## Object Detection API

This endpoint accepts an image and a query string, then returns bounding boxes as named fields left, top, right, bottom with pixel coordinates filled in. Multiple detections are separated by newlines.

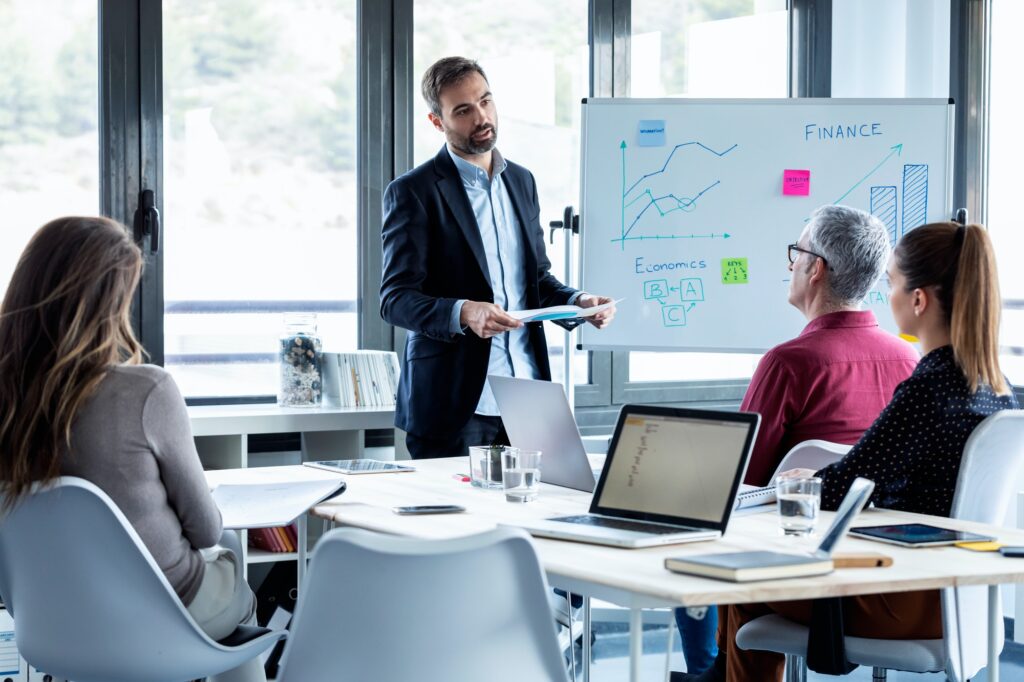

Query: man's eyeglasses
left=787, top=243, right=828, bottom=267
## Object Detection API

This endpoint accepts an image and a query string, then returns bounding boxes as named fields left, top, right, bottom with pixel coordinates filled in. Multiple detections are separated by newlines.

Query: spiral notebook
left=735, top=483, right=776, bottom=510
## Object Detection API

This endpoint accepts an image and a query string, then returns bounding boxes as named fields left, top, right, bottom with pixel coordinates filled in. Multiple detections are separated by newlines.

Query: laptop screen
left=591, top=406, right=759, bottom=530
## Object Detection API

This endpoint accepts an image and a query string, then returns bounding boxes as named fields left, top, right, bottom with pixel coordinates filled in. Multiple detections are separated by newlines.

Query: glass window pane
left=0, top=1, right=99, bottom=298
left=162, top=0, right=358, bottom=398
left=831, top=0, right=950, bottom=98
left=412, top=1, right=590, bottom=385
left=631, top=0, right=787, bottom=98
left=627, top=0, right=787, bottom=382
left=990, top=0, right=1024, bottom=384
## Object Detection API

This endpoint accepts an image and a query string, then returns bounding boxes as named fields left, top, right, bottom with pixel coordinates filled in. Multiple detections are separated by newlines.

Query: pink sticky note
left=783, top=169, right=811, bottom=196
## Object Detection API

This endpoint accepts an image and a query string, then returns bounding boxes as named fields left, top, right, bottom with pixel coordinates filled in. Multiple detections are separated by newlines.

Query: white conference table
left=238, top=458, right=1024, bottom=682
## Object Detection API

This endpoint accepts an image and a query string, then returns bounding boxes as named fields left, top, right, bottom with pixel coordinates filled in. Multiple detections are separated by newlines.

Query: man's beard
left=449, top=123, right=498, bottom=155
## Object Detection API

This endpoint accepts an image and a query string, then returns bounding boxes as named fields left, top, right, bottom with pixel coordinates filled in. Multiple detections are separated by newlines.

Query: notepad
left=665, top=551, right=832, bottom=582
left=734, top=483, right=776, bottom=509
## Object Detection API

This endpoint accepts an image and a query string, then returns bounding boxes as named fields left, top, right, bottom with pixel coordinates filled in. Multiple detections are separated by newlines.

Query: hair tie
left=954, top=224, right=967, bottom=248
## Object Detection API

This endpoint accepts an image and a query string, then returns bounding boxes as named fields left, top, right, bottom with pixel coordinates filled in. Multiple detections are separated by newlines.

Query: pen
left=452, top=473, right=470, bottom=482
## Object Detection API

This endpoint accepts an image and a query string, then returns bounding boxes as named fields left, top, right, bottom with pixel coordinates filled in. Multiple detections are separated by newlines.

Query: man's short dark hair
left=421, top=57, right=488, bottom=117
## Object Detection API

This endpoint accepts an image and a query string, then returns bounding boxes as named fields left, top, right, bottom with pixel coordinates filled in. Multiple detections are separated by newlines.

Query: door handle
left=133, top=189, right=160, bottom=254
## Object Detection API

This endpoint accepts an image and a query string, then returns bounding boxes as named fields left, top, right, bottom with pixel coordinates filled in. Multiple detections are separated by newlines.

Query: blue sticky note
left=637, top=120, right=666, bottom=147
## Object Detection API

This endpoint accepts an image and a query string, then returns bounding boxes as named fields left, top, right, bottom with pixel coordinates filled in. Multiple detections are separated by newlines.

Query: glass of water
left=775, top=477, right=822, bottom=536
left=501, top=449, right=542, bottom=503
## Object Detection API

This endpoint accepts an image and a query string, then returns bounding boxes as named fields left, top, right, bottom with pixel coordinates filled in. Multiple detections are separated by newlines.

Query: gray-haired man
left=741, top=204, right=920, bottom=486
left=672, top=205, right=919, bottom=681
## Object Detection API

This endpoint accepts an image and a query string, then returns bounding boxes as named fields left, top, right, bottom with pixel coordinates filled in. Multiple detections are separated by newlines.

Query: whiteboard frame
left=577, top=97, right=956, bottom=353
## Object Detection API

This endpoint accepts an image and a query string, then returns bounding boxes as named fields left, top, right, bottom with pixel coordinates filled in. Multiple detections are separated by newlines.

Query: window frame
left=103, top=0, right=1011, bottom=415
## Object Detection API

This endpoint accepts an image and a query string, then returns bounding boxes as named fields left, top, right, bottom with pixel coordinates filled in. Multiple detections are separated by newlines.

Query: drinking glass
left=469, top=445, right=515, bottom=490
left=501, top=449, right=542, bottom=503
left=775, top=477, right=822, bottom=536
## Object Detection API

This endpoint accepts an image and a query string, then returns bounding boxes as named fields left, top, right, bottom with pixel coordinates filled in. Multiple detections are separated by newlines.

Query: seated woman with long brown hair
left=676, top=222, right=1019, bottom=682
left=0, top=217, right=264, bottom=682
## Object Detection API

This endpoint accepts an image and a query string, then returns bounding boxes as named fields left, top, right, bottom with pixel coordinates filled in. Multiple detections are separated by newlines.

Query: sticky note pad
left=721, top=258, right=749, bottom=284
left=955, top=541, right=1004, bottom=552
left=783, top=169, right=811, bottom=196
left=637, top=120, right=666, bottom=147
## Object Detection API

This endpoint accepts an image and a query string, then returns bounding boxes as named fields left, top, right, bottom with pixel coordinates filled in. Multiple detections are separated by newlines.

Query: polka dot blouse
left=816, top=345, right=1019, bottom=517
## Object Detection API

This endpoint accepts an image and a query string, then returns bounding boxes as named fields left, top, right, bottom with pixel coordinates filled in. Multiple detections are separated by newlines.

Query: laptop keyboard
left=550, top=515, right=699, bottom=535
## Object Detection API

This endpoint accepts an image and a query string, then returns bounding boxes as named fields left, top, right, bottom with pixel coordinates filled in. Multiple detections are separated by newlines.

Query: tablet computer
left=303, top=459, right=416, bottom=475
left=849, top=523, right=995, bottom=547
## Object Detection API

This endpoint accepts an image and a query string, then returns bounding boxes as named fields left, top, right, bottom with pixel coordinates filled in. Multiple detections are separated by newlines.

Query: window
left=0, top=1, right=98, bottom=299
left=162, top=0, right=358, bottom=398
left=989, top=0, right=1024, bottom=384
left=411, top=0, right=590, bottom=386
left=831, top=0, right=950, bottom=99
left=627, top=0, right=787, bottom=383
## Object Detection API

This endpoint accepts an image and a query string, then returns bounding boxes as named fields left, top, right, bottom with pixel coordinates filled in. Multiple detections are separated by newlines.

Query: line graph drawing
left=901, top=164, right=928, bottom=234
left=614, top=232, right=730, bottom=243
left=615, top=139, right=737, bottom=248
left=623, top=140, right=738, bottom=197
left=621, top=181, right=721, bottom=236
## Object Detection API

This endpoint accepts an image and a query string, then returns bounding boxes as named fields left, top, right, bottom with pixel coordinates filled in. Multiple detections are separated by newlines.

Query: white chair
left=276, top=526, right=568, bottom=682
left=0, top=476, right=285, bottom=682
left=736, top=409, right=1024, bottom=682
left=771, top=439, right=852, bottom=478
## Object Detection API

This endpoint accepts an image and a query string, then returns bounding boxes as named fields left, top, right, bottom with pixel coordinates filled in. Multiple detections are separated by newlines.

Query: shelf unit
left=191, top=404, right=395, bottom=583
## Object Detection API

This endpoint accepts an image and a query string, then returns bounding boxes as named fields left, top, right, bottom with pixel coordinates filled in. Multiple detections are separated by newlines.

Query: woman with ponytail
left=0, top=218, right=265, bottom=682
left=678, top=223, right=1018, bottom=682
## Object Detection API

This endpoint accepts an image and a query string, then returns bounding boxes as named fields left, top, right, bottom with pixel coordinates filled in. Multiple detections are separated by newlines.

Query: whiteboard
left=578, top=98, right=954, bottom=352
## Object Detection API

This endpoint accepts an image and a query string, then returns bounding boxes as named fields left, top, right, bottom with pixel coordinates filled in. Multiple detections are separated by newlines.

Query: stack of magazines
left=322, top=350, right=400, bottom=407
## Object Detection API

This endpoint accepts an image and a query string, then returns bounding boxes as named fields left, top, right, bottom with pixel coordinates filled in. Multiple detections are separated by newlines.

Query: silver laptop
left=509, top=404, right=761, bottom=549
left=490, top=375, right=598, bottom=493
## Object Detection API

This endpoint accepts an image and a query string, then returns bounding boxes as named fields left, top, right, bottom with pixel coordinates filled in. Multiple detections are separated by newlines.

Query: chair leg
left=784, top=654, right=806, bottom=682
left=872, top=667, right=887, bottom=681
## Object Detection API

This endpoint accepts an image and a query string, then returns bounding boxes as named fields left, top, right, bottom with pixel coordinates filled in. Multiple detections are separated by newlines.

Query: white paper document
left=509, top=298, right=622, bottom=323
left=212, top=478, right=346, bottom=529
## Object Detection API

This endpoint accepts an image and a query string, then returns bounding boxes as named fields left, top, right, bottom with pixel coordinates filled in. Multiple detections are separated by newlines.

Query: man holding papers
left=380, top=56, right=615, bottom=459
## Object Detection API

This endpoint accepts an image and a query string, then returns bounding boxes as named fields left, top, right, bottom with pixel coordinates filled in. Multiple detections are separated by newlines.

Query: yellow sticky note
left=899, top=333, right=919, bottom=343
left=955, top=541, right=1004, bottom=552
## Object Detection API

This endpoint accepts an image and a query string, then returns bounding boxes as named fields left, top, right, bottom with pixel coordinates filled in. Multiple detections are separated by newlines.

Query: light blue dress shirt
left=444, top=145, right=544, bottom=416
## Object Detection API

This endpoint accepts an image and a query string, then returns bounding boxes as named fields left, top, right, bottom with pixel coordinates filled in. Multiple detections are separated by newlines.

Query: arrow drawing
left=832, top=143, right=903, bottom=205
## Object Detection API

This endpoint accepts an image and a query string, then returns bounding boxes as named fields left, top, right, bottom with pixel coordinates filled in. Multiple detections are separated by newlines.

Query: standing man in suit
left=380, top=56, right=616, bottom=459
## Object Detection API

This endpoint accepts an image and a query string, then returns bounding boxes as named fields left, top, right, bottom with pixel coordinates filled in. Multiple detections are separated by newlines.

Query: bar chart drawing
left=870, top=186, right=898, bottom=244
left=901, top=164, right=929, bottom=235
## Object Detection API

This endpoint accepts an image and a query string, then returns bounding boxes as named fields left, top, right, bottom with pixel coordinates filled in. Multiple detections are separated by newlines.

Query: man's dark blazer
left=380, top=145, right=576, bottom=440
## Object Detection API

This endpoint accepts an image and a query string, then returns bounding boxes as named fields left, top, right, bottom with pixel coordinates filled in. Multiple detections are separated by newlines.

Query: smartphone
left=392, top=505, right=466, bottom=515
left=999, top=546, right=1024, bottom=558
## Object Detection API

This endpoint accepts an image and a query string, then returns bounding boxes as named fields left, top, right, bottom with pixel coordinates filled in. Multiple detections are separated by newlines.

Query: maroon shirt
left=740, top=310, right=919, bottom=486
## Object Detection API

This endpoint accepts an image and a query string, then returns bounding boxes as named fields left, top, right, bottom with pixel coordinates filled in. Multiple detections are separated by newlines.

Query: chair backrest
left=943, top=410, right=1024, bottom=681
left=277, top=526, right=568, bottom=682
left=772, top=439, right=851, bottom=479
left=0, top=477, right=242, bottom=682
